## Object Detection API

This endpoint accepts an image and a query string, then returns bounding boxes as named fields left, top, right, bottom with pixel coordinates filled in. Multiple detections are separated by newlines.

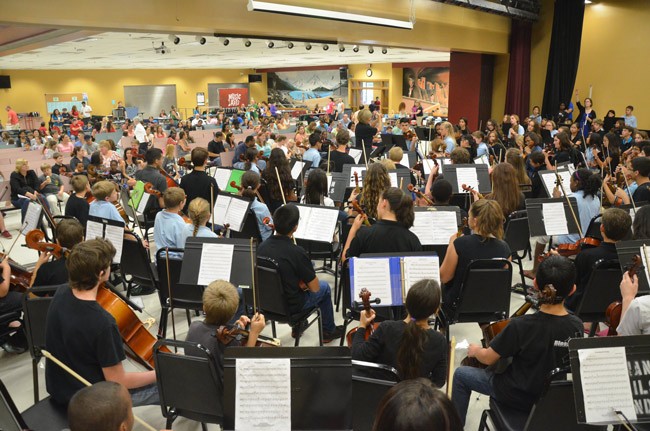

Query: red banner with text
left=218, top=88, right=249, bottom=108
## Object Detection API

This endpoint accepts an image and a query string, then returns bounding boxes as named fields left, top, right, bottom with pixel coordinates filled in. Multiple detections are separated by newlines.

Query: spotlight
left=352, top=45, right=359, bottom=53
left=243, top=39, right=252, bottom=47
left=338, top=44, right=345, bottom=52
left=168, top=35, right=180, bottom=45
left=368, top=46, right=374, bottom=54
left=305, top=42, right=312, bottom=50
left=219, top=37, right=230, bottom=46
left=287, top=41, right=294, bottom=49
left=323, top=44, right=329, bottom=51
left=267, top=40, right=275, bottom=48
left=195, top=36, right=206, bottom=45
left=381, top=47, right=388, bottom=54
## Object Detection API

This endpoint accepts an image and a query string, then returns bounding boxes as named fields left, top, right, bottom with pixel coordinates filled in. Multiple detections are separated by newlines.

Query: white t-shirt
left=134, top=123, right=147, bottom=143
left=617, top=296, right=650, bottom=336
left=82, top=105, right=93, bottom=118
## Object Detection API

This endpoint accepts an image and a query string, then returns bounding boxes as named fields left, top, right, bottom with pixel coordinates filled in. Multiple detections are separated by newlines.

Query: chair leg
left=201, top=423, right=208, bottom=431
left=32, top=359, right=39, bottom=404
left=317, top=310, right=323, bottom=347
left=158, top=307, right=168, bottom=339
left=478, top=409, right=490, bottom=431
left=271, top=321, right=277, bottom=338
left=186, top=309, right=192, bottom=327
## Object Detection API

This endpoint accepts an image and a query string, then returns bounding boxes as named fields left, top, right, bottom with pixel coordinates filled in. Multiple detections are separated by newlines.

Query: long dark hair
left=381, top=187, right=415, bottom=228
left=262, top=148, right=294, bottom=201
left=633, top=205, right=650, bottom=240
left=396, top=279, right=441, bottom=380
left=241, top=170, right=260, bottom=200
left=572, top=168, right=601, bottom=199
left=304, top=168, right=328, bottom=205
left=604, top=132, right=621, bottom=157
left=243, top=147, right=258, bottom=171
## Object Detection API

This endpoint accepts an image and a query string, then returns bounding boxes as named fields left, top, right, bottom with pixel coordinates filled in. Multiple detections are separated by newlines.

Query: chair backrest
left=155, top=248, right=203, bottom=308
left=154, top=339, right=223, bottom=425
left=120, top=234, right=157, bottom=283
left=504, top=210, right=530, bottom=253
left=351, top=369, right=396, bottom=431
left=584, top=214, right=603, bottom=242
left=576, top=259, right=623, bottom=323
left=256, top=256, right=292, bottom=317
left=229, top=210, right=262, bottom=243
left=453, top=258, right=513, bottom=324
left=0, top=379, right=28, bottom=431
left=22, top=285, right=61, bottom=360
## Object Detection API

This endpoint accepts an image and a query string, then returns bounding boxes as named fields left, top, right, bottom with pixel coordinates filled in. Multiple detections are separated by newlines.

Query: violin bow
left=1, top=222, right=27, bottom=263
left=210, top=183, right=215, bottom=233
left=165, top=247, right=177, bottom=343
left=621, top=165, right=637, bottom=215
left=250, top=237, right=257, bottom=314
left=275, top=166, right=296, bottom=245
left=554, top=163, right=583, bottom=238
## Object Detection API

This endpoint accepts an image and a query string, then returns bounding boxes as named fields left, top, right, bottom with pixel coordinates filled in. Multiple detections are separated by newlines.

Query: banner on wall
left=218, top=88, right=249, bottom=108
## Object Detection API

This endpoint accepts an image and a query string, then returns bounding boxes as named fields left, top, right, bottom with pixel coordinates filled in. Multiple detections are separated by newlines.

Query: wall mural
left=267, top=69, right=348, bottom=110
left=402, top=66, right=449, bottom=116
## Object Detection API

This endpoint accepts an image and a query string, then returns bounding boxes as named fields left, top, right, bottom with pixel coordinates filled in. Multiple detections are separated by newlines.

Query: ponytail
left=187, top=197, right=211, bottom=237
left=382, top=187, right=415, bottom=228
left=241, top=170, right=261, bottom=201
left=574, top=168, right=601, bottom=199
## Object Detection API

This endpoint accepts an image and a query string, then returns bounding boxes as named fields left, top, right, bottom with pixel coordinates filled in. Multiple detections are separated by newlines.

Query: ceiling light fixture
left=338, top=44, right=345, bottom=52
left=584, top=0, right=592, bottom=3
left=287, top=41, right=294, bottom=49
left=323, top=44, right=329, bottom=51
left=352, top=45, right=359, bottom=53
left=267, top=40, right=275, bottom=48
left=366, top=65, right=373, bottom=77
left=219, top=37, right=230, bottom=46
left=168, top=35, right=180, bottom=45
left=381, top=47, right=388, bottom=54
left=305, top=42, right=312, bottom=50
left=195, top=36, right=207, bottom=45
left=247, top=0, right=413, bottom=29
left=243, top=39, right=252, bottom=47
left=368, top=46, right=374, bottom=54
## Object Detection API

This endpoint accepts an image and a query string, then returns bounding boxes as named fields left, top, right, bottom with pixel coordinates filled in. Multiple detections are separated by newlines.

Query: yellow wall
left=347, top=63, right=399, bottom=111
left=0, top=68, right=264, bottom=116
left=575, top=0, right=648, bottom=129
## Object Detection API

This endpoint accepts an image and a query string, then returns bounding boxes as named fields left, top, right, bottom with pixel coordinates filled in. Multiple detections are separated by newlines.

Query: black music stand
left=328, top=172, right=347, bottom=203
left=223, top=347, right=353, bottom=431
left=569, top=335, right=650, bottom=425
left=616, top=240, right=650, bottom=294
left=440, top=164, right=491, bottom=194
left=524, top=197, right=580, bottom=237
left=392, top=135, right=407, bottom=151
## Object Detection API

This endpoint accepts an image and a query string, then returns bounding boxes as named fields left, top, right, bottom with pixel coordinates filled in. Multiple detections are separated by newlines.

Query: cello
left=345, top=288, right=381, bottom=346
left=605, top=254, right=642, bottom=336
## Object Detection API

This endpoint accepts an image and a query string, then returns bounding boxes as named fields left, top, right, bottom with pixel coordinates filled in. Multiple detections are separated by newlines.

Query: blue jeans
left=129, top=383, right=160, bottom=407
left=452, top=366, right=495, bottom=426
left=302, top=281, right=335, bottom=333
left=11, top=198, right=30, bottom=222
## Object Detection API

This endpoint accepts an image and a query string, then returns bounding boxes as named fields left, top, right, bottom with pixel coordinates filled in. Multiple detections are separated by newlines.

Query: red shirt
left=70, top=120, right=84, bottom=136
left=7, top=109, right=18, bottom=125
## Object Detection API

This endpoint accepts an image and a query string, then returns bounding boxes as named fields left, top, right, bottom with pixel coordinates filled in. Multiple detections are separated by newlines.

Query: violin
left=345, top=288, right=381, bottom=346
left=457, top=217, right=468, bottom=238
left=58, top=165, right=72, bottom=178
left=554, top=236, right=601, bottom=257
left=230, top=180, right=243, bottom=192
left=24, top=229, right=67, bottom=259
left=144, top=183, right=191, bottom=223
left=262, top=217, right=274, bottom=230
left=350, top=200, right=371, bottom=226
left=353, top=171, right=360, bottom=195
left=216, top=323, right=281, bottom=347
left=605, top=255, right=642, bottom=336
left=0, top=253, right=32, bottom=292
left=407, top=184, right=434, bottom=206
left=178, top=157, right=193, bottom=170
left=461, top=184, right=484, bottom=200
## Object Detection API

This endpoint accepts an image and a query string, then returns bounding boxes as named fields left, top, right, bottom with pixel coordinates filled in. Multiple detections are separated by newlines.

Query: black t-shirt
left=530, top=166, right=545, bottom=198
left=329, top=150, right=355, bottom=173
left=346, top=220, right=422, bottom=259
left=45, top=285, right=125, bottom=404
left=490, top=311, right=583, bottom=412
left=257, top=235, right=316, bottom=314
left=185, top=320, right=240, bottom=377
left=64, top=194, right=89, bottom=226
left=356, top=123, right=377, bottom=161
left=33, top=258, right=69, bottom=287
left=566, top=242, right=618, bottom=312
left=633, top=182, right=650, bottom=204
left=207, top=140, right=226, bottom=160
left=135, top=166, right=168, bottom=213
left=180, top=169, right=220, bottom=214
left=444, top=234, right=511, bottom=311
left=351, top=320, right=447, bottom=387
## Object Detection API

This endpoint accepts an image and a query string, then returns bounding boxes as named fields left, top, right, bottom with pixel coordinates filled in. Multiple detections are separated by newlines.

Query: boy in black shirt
left=452, top=256, right=583, bottom=425
left=179, top=147, right=219, bottom=214
left=328, top=130, right=355, bottom=173
left=207, top=131, right=226, bottom=165
left=31, top=218, right=84, bottom=287
left=257, top=204, right=343, bottom=343
left=64, top=174, right=90, bottom=227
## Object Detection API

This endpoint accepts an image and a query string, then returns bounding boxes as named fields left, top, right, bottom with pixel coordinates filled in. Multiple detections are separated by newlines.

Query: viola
left=216, top=323, right=281, bottom=347
left=554, top=237, right=601, bottom=257
left=456, top=217, right=468, bottom=238
left=230, top=180, right=243, bottom=192
left=0, top=253, right=32, bottom=292
left=606, top=255, right=642, bottom=336
left=345, top=288, right=381, bottom=346
left=461, top=184, right=484, bottom=200
left=353, top=171, right=360, bottom=195
left=350, top=200, right=371, bottom=226
left=262, top=217, right=274, bottom=230
left=24, top=229, right=67, bottom=259
left=407, top=184, right=434, bottom=206
left=144, top=182, right=162, bottom=198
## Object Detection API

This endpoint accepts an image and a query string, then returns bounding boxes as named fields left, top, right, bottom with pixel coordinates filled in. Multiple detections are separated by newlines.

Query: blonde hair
left=380, top=159, right=396, bottom=170
left=203, top=280, right=240, bottom=325
left=440, top=121, right=454, bottom=138
left=71, top=174, right=89, bottom=193
left=91, top=180, right=115, bottom=201
left=469, top=199, right=505, bottom=240
left=430, top=138, right=445, bottom=153
left=14, top=158, right=28, bottom=173
left=165, top=143, right=175, bottom=159
left=388, top=146, right=404, bottom=162
left=99, top=140, right=112, bottom=150
left=357, top=109, right=372, bottom=124
left=40, top=163, right=52, bottom=172
left=188, top=197, right=211, bottom=237
left=163, top=187, right=185, bottom=209
left=505, top=148, right=531, bottom=185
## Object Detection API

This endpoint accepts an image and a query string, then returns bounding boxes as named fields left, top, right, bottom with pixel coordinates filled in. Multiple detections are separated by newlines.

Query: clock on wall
left=366, top=68, right=373, bottom=77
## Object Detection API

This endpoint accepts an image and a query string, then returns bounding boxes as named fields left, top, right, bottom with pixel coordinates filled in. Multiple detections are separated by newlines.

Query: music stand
left=616, top=240, right=650, bottom=294
left=392, top=135, right=407, bottom=151
left=525, top=197, right=580, bottom=237
left=441, top=164, right=491, bottom=194
left=222, top=347, right=353, bottom=431
left=328, top=172, right=347, bottom=203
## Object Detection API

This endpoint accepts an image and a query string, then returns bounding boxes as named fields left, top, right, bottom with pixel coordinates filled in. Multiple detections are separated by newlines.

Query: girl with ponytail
left=185, top=197, right=217, bottom=239
left=240, top=171, right=273, bottom=241
left=351, top=279, right=447, bottom=386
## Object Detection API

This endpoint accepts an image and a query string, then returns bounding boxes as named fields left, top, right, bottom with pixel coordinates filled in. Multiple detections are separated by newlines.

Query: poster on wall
left=267, top=69, right=348, bottom=110
left=218, top=88, right=249, bottom=108
left=402, top=67, right=449, bottom=116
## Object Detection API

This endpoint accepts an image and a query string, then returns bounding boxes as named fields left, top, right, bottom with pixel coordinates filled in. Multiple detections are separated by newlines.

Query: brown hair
left=602, top=208, right=632, bottom=241
left=469, top=199, right=505, bottom=240
left=70, top=174, right=89, bottom=193
left=188, top=197, right=211, bottom=237
left=449, top=147, right=470, bottom=164
left=361, top=163, right=391, bottom=220
left=91, top=180, right=115, bottom=201
left=486, top=163, right=521, bottom=216
left=191, top=147, right=209, bottom=166
left=66, top=239, right=116, bottom=291
left=163, top=187, right=186, bottom=209
left=381, top=187, right=415, bottom=228
left=68, top=381, right=131, bottom=431
left=505, top=148, right=531, bottom=185
left=388, top=146, right=404, bottom=163
left=241, top=170, right=261, bottom=201
left=56, top=218, right=84, bottom=249
left=203, top=280, right=240, bottom=325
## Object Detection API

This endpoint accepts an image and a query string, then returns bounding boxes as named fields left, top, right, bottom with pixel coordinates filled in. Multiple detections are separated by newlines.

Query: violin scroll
left=25, top=229, right=66, bottom=259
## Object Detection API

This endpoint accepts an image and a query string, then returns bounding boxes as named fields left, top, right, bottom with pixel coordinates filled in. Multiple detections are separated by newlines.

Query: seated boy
left=31, top=218, right=84, bottom=287
left=65, top=174, right=90, bottom=226
left=153, top=187, right=188, bottom=250
left=39, top=162, right=69, bottom=216
left=88, top=180, right=123, bottom=223
left=185, top=280, right=265, bottom=373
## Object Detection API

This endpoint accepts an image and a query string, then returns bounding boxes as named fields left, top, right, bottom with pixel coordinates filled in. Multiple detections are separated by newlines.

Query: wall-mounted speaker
left=339, top=67, right=348, bottom=80
left=0, top=76, right=11, bottom=89
left=248, top=74, right=263, bottom=83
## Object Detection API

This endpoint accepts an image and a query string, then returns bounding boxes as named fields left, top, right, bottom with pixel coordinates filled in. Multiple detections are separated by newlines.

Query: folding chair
left=504, top=210, right=532, bottom=294
left=575, top=259, right=623, bottom=337
left=119, top=232, right=158, bottom=297
left=351, top=360, right=399, bottom=431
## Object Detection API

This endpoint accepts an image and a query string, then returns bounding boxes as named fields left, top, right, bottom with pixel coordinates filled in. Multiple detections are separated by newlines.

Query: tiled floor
left=0, top=208, right=532, bottom=431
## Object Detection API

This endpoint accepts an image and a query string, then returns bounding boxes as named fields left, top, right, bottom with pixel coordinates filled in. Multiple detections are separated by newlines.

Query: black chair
left=119, top=232, right=158, bottom=297
left=296, top=222, right=342, bottom=304
left=443, top=258, right=513, bottom=343
left=0, top=377, right=68, bottom=431
left=504, top=210, right=531, bottom=293
left=155, top=248, right=203, bottom=338
left=479, top=369, right=606, bottom=431
left=22, top=284, right=61, bottom=403
left=575, top=259, right=623, bottom=337
left=229, top=209, right=263, bottom=243
left=351, top=361, right=399, bottom=431
left=256, top=256, right=323, bottom=346
left=153, top=339, right=223, bottom=430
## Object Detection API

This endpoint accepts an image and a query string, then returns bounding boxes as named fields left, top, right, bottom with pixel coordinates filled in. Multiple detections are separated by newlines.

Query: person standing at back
left=180, top=147, right=219, bottom=215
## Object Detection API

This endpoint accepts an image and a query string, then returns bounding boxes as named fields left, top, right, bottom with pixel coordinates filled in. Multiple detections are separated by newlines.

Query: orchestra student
left=68, top=382, right=135, bottom=431
left=347, top=163, right=391, bottom=222
left=351, top=279, right=447, bottom=386
left=64, top=174, right=90, bottom=226
left=153, top=187, right=188, bottom=250
left=239, top=171, right=273, bottom=241
left=186, top=197, right=218, bottom=239
left=31, top=218, right=84, bottom=287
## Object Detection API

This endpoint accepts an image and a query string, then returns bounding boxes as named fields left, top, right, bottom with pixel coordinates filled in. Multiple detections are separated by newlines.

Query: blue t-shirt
left=444, top=136, right=456, bottom=154
left=154, top=210, right=190, bottom=250
left=303, top=148, right=321, bottom=169
left=250, top=198, right=273, bottom=241
left=184, top=224, right=219, bottom=239
left=88, top=200, right=123, bottom=223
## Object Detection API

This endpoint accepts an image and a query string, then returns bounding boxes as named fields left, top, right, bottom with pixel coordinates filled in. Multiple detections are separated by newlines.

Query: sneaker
left=322, top=325, right=345, bottom=344
left=1, top=231, right=11, bottom=239
left=1, top=341, right=26, bottom=354
left=130, top=285, right=156, bottom=296
left=291, top=319, right=308, bottom=338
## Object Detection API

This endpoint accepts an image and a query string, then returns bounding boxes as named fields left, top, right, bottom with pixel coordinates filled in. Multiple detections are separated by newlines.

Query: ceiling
left=0, top=31, right=449, bottom=70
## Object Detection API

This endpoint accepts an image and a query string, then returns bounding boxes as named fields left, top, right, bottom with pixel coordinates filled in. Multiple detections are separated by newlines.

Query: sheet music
left=352, top=258, right=393, bottom=305
left=197, top=242, right=234, bottom=285
left=400, top=153, right=410, bottom=168
left=474, top=155, right=489, bottom=165
left=542, top=202, right=569, bottom=235
left=348, top=148, right=362, bottom=164
left=456, top=167, right=479, bottom=194
left=349, top=167, right=366, bottom=187
left=290, top=161, right=305, bottom=180
left=235, top=358, right=291, bottom=431
left=389, top=172, right=398, bottom=188
left=327, top=174, right=332, bottom=193
left=410, top=210, right=457, bottom=245
left=224, top=198, right=249, bottom=232
left=293, top=206, right=338, bottom=243
left=641, top=246, right=650, bottom=286
left=23, top=202, right=42, bottom=233
left=578, top=347, right=636, bottom=424
left=213, top=194, right=231, bottom=226
left=136, top=192, right=150, bottom=214
left=441, top=158, right=453, bottom=165
left=403, top=256, right=440, bottom=294
left=85, top=219, right=124, bottom=264
left=422, top=158, right=436, bottom=176
left=541, top=170, right=574, bottom=197
left=214, top=168, right=231, bottom=191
